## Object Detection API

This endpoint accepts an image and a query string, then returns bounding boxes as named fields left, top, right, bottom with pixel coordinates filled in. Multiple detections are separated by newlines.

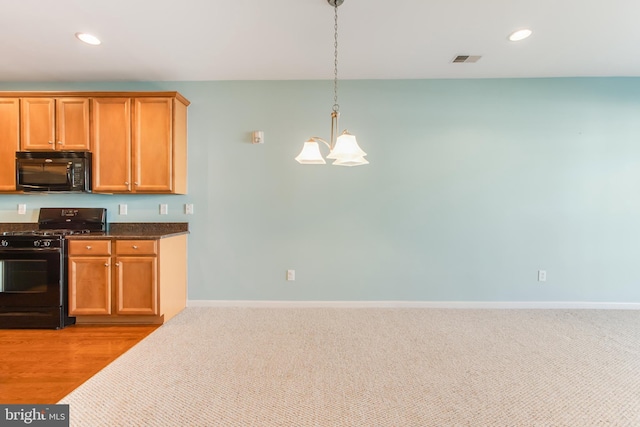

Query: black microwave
left=16, top=151, right=92, bottom=192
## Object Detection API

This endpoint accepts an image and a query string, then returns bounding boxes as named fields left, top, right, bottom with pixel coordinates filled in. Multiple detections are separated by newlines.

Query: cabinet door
left=56, top=98, right=90, bottom=150
left=69, top=256, right=112, bottom=315
left=21, top=98, right=55, bottom=150
left=133, top=98, right=173, bottom=192
left=0, top=99, right=20, bottom=191
left=115, top=256, right=158, bottom=315
left=92, top=98, right=132, bottom=192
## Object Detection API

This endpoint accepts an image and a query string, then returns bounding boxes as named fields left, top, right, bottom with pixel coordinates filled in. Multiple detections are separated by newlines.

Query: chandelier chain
left=332, top=1, right=339, bottom=113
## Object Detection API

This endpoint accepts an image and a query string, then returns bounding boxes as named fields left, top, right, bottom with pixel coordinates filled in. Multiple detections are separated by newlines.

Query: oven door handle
left=0, top=248, right=61, bottom=253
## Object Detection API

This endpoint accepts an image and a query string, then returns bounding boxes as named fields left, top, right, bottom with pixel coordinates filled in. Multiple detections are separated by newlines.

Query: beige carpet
left=59, top=307, right=640, bottom=426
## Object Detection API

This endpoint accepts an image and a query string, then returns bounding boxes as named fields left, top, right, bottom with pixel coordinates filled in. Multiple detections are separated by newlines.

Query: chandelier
left=295, top=0, right=368, bottom=167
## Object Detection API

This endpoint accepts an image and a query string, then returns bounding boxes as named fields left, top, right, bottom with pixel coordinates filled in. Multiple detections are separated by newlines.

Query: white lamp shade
left=332, top=155, right=369, bottom=167
left=295, top=140, right=326, bottom=164
left=327, top=132, right=367, bottom=160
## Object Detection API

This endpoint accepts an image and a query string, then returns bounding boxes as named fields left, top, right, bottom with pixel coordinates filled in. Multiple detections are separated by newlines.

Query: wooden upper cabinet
left=0, top=98, right=20, bottom=192
left=92, top=98, right=132, bottom=192
left=133, top=98, right=174, bottom=193
left=92, top=96, right=187, bottom=194
left=56, top=98, right=91, bottom=150
left=20, top=97, right=90, bottom=151
left=91, top=96, right=187, bottom=194
left=0, top=91, right=188, bottom=194
left=21, top=98, right=55, bottom=150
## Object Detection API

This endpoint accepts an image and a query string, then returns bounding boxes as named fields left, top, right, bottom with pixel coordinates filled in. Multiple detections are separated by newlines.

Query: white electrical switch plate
left=119, top=204, right=128, bottom=215
left=538, top=270, right=547, bottom=282
left=185, top=203, right=194, bottom=215
left=286, top=269, right=295, bottom=281
left=17, top=204, right=26, bottom=215
left=252, top=130, right=264, bottom=144
left=160, top=204, right=169, bottom=215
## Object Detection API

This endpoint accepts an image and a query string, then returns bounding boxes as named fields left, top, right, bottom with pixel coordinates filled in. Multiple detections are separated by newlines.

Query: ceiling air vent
left=452, top=55, right=482, bottom=63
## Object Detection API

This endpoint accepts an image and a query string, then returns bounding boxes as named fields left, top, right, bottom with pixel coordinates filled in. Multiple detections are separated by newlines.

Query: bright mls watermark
left=0, top=405, right=69, bottom=426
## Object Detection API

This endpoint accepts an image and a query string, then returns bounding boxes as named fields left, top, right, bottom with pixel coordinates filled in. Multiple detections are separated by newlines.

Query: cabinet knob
left=104, top=263, right=109, bottom=267
left=134, top=182, right=139, bottom=186
left=132, top=245, right=138, bottom=249
left=124, top=182, right=129, bottom=185
left=48, top=141, right=54, bottom=145
left=115, top=262, right=121, bottom=267
left=57, top=141, right=64, bottom=145
left=86, top=245, right=92, bottom=250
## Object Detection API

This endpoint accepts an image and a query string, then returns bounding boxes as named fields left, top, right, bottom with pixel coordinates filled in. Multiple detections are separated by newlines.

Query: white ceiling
left=1, top=0, right=640, bottom=82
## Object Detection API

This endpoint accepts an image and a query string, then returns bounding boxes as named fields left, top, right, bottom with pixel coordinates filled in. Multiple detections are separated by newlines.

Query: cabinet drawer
left=115, top=240, right=157, bottom=255
left=69, top=239, right=112, bottom=256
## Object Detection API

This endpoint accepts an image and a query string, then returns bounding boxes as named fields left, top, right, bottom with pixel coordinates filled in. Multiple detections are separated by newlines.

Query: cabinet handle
left=134, top=182, right=139, bottom=186
left=132, top=245, right=138, bottom=249
left=124, top=182, right=129, bottom=185
left=57, top=141, right=64, bottom=145
left=48, top=141, right=54, bottom=145
left=115, top=262, right=120, bottom=267
left=86, top=245, right=92, bottom=250
left=104, top=263, right=109, bottom=267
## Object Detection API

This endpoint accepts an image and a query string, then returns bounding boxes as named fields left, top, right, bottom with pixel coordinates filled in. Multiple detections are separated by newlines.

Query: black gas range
left=0, top=208, right=106, bottom=329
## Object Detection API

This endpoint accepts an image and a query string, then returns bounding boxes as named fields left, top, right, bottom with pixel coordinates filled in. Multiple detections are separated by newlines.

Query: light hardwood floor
left=0, top=325, right=157, bottom=404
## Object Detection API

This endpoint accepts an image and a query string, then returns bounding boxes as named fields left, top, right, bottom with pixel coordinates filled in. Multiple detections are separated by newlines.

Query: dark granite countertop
left=0, top=223, right=38, bottom=233
left=0, top=222, right=189, bottom=240
left=69, top=222, right=189, bottom=240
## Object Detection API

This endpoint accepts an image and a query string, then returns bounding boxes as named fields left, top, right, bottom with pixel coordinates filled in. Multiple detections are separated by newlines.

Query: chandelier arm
left=310, top=137, right=332, bottom=149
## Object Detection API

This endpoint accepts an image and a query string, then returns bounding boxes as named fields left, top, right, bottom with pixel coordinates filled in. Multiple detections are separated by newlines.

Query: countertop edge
left=65, top=231, right=189, bottom=240
left=0, top=222, right=189, bottom=240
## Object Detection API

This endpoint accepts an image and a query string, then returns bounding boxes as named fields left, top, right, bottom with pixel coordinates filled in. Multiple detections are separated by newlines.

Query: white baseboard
left=187, top=300, right=640, bottom=310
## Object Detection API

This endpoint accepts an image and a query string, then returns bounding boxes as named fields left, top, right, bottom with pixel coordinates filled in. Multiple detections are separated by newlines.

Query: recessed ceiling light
left=75, top=32, right=101, bottom=46
left=508, top=29, right=532, bottom=42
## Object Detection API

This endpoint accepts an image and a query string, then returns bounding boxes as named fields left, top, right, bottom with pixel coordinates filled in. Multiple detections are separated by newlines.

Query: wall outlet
left=538, top=270, right=547, bottom=282
left=17, top=204, right=26, bottom=215
left=119, top=204, right=128, bottom=215
left=160, top=204, right=168, bottom=215
left=286, top=269, right=295, bottom=281
left=185, top=203, right=194, bottom=215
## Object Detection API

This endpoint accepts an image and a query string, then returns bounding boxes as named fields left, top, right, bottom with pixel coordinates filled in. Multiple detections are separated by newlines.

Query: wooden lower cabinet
left=68, top=235, right=187, bottom=324
left=115, top=253, right=158, bottom=316
left=69, top=255, right=112, bottom=315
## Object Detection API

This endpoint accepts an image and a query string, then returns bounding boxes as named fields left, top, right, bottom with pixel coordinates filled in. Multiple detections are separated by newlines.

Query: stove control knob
left=42, top=240, right=51, bottom=247
left=0, top=240, right=8, bottom=247
left=34, top=240, right=41, bottom=247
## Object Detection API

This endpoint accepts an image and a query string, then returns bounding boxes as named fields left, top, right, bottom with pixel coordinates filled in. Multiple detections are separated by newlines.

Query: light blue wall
left=2, top=78, right=640, bottom=302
